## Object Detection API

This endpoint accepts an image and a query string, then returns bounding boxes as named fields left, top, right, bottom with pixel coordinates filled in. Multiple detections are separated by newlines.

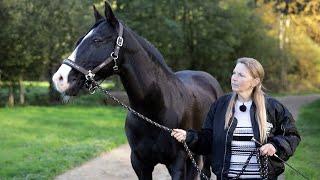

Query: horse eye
left=93, top=38, right=103, bottom=43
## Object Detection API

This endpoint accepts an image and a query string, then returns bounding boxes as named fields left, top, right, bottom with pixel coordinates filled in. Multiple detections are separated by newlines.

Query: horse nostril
left=59, top=76, right=63, bottom=81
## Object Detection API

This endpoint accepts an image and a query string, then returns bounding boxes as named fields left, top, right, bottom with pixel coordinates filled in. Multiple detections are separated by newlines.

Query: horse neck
left=118, top=28, right=176, bottom=110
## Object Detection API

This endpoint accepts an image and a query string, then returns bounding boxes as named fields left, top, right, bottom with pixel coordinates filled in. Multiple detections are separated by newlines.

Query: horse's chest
left=125, top=109, right=179, bottom=163
left=126, top=122, right=175, bottom=161
left=136, top=136, right=175, bottom=163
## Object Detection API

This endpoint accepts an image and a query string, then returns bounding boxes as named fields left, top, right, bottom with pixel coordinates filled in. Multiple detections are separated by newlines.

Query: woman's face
left=231, top=63, right=257, bottom=93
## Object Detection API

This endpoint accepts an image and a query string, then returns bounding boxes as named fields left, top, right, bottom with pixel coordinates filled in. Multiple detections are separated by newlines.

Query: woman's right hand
left=171, top=129, right=187, bottom=142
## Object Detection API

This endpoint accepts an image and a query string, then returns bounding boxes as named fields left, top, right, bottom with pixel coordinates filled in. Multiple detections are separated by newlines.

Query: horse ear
left=104, top=1, right=118, bottom=27
left=93, top=5, right=103, bottom=22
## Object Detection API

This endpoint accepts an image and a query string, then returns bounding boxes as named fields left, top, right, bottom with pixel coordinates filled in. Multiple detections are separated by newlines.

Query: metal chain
left=182, top=141, right=210, bottom=180
left=231, top=150, right=255, bottom=179
left=230, top=148, right=269, bottom=179
left=96, top=85, right=172, bottom=133
left=91, top=81, right=210, bottom=180
left=256, top=149, right=269, bottom=180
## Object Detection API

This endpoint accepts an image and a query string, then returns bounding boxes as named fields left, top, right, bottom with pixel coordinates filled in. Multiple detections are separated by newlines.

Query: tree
left=255, top=0, right=320, bottom=91
left=0, top=0, right=94, bottom=106
left=114, top=0, right=285, bottom=90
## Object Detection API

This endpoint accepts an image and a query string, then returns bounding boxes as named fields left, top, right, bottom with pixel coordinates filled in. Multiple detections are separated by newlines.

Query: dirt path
left=55, top=94, right=320, bottom=180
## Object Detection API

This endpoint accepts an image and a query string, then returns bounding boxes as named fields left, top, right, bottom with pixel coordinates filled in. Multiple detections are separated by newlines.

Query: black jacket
left=186, top=93, right=301, bottom=180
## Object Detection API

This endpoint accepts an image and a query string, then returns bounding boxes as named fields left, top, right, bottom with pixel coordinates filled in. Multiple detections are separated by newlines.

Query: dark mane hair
left=74, top=18, right=173, bottom=74
left=127, top=26, right=173, bottom=74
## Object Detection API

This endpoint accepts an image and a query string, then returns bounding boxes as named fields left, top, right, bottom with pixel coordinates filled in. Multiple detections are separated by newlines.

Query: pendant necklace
left=239, top=103, right=247, bottom=112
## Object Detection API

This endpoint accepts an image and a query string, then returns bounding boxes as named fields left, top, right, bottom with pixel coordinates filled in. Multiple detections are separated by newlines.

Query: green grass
left=22, top=81, right=50, bottom=88
left=1, top=81, right=114, bottom=89
left=285, top=99, right=320, bottom=180
left=0, top=106, right=127, bottom=180
left=0, top=81, right=115, bottom=107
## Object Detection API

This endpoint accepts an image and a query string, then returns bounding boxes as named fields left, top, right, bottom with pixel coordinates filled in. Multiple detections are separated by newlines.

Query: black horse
left=52, top=2, right=223, bottom=180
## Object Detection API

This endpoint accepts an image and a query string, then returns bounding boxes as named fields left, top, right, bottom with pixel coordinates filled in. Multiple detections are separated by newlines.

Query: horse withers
left=52, top=2, right=223, bottom=180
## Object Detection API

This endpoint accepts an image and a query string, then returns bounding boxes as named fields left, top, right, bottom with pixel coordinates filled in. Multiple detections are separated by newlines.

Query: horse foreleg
left=185, top=154, right=212, bottom=180
left=166, top=150, right=188, bottom=180
left=131, top=152, right=154, bottom=180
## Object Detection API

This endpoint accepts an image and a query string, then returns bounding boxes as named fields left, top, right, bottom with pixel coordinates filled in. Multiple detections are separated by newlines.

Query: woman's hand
left=171, top=129, right=187, bottom=142
left=260, top=143, right=277, bottom=156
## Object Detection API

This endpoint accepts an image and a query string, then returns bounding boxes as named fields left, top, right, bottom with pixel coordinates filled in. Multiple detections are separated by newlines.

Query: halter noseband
left=62, top=22, right=124, bottom=81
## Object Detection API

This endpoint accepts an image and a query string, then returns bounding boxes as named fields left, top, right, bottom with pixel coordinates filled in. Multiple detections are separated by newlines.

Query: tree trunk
left=182, top=1, right=195, bottom=70
left=19, top=76, right=25, bottom=105
left=279, top=14, right=288, bottom=91
left=8, top=82, right=14, bottom=107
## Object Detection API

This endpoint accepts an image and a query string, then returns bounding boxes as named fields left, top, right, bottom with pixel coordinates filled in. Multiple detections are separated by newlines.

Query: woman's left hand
left=260, top=143, right=277, bottom=156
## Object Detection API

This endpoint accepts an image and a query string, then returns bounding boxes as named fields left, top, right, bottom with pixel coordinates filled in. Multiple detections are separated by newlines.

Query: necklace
left=240, top=103, right=247, bottom=112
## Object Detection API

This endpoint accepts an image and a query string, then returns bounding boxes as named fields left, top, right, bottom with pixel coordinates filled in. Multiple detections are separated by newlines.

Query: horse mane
left=75, top=19, right=173, bottom=74
left=125, top=25, right=174, bottom=74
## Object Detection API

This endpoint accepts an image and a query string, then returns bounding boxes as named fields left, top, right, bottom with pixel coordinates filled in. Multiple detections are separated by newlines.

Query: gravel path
left=55, top=94, right=320, bottom=180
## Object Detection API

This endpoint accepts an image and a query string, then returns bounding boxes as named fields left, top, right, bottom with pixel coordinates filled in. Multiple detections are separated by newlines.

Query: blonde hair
left=225, top=57, right=267, bottom=143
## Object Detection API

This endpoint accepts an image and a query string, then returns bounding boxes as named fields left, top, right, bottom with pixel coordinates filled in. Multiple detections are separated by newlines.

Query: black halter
left=62, top=22, right=124, bottom=81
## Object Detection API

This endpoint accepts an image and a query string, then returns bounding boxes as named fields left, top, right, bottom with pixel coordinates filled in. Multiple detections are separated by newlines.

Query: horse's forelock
left=75, top=19, right=105, bottom=47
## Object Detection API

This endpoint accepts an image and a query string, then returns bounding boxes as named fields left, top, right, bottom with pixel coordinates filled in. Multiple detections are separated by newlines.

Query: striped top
left=228, top=99, right=261, bottom=179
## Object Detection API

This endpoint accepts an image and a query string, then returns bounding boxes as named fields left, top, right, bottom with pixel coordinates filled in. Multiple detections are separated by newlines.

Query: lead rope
left=85, top=80, right=309, bottom=180
left=87, top=80, right=210, bottom=180
left=256, top=149, right=269, bottom=180
left=230, top=147, right=268, bottom=179
left=88, top=80, right=269, bottom=180
left=252, top=137, right=310, bottom=180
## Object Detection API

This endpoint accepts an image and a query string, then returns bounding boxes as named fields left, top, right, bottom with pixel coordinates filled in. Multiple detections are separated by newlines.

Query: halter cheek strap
left=63, top=22, right=124, bottom=81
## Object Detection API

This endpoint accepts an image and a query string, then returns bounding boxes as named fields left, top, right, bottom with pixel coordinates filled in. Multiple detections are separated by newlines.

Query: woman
left=171, top=57, right=300, bottom=180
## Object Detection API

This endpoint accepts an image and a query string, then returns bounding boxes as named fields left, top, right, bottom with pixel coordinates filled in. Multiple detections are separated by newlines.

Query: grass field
left=1, top=80, right=319, bottom=179
left=0, top=81, right=115, bottom=107
left=1, top=81, right=114, bottom=89
left=0, top=106, right=127, bottom=179
left=285, top=99, right=320, bottom=180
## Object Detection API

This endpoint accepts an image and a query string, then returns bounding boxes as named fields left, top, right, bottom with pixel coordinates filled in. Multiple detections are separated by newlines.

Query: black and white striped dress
left=228, top=100, right=261, bottom=179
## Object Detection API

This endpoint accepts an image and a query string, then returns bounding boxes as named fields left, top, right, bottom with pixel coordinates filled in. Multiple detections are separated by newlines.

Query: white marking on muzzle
left=52, top=29, right=95, bottom=93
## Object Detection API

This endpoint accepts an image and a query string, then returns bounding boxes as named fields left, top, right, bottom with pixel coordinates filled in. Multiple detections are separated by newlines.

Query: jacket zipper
left=221, top=116, right=234, bottom=180
left=281, top=124, right=286, bottom=136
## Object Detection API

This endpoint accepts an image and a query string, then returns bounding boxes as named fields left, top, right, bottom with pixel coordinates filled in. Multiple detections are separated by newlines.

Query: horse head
left=52, top=2, right=124, bottom=96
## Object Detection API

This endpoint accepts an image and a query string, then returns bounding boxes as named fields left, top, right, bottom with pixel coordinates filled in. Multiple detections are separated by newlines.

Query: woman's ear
left=252, top=78, right=260, bottom=87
